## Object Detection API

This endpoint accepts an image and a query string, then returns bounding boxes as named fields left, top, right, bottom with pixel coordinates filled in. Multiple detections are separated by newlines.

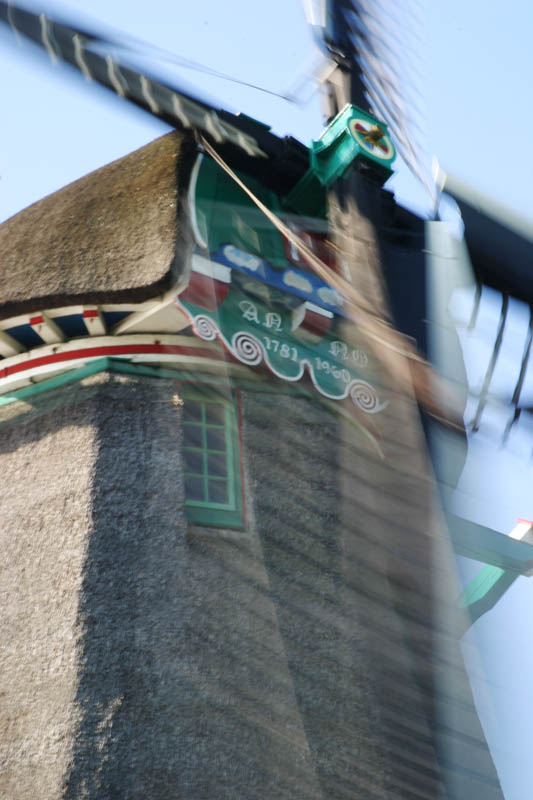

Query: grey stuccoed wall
left=0, top=373, right=325, bottom=799
left=0, top=369, right=502, bottom=799
left=241, top=383, right=504, bottom=799
left=241, top=391, right=392, bottom=798
left=0, top=382, right=97, bottom=800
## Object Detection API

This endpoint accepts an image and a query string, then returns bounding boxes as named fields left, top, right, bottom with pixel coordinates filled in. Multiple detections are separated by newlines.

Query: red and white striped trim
left=82, top=308, right=107, bottom=336
left=29, top=311, right=66, bottom=344
left=0, top=335, right=234, bottom=395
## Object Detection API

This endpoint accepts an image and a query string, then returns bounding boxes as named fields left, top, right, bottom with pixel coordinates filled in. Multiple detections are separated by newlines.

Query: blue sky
left=2, top=0, right=532, bottom=223
left=1, top=1, right=533, bottom=797
left=0, top=0, right=324, bottom=221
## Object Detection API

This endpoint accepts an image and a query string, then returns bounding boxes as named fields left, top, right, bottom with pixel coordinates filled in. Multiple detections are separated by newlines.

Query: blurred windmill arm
left=0, top=1, right=270, bottom=159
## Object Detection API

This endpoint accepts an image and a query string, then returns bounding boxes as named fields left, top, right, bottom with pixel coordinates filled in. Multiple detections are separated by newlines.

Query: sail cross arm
left=449, top=515, right=533, bottom=574
left=457, top=519, right=533, bottom=632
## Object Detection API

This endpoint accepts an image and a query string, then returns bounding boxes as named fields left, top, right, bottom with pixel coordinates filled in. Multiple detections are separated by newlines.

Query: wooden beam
left=459, top=520, right=533, bottom=632
left=82, top=308, right=107, bottom=337
left=29, top=311, right=66, bottom=344
left=0, top=330, right=25, bottom=357
left=449, top=514, right=533, bottom=573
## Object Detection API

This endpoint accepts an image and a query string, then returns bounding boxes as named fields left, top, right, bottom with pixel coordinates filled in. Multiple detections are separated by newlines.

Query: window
left=182, top=391, right=244, bottom=529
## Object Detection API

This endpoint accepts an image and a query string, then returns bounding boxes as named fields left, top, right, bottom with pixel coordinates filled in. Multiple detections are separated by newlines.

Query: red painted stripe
left=29, top=315, right=44, bottom=325
left=0, top=343, right=221, bottom=380
left=82, top=309, right=99, bottom=318
left=180, top=273, right=229, bottom=311
left=301, top=309, right=331, bottom=338
left=354, top=123, right=389, bottom=154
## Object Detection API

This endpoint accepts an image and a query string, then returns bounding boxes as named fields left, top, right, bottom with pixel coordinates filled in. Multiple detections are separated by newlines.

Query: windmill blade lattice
left=321, top=0, right=436, bottom=208
left=0, top=1, right=268, bottom=159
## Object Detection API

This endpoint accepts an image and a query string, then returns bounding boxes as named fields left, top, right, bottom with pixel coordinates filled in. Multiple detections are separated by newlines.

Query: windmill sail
left=315, top=0, right=436, bottom=207
left=0, top=1, right=269, bottom=159
left=0, top=4, right=513, bottom=799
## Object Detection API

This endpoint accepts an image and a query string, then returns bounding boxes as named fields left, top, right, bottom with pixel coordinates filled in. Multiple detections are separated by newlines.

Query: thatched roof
left=0, top=131, right=197, bottom=321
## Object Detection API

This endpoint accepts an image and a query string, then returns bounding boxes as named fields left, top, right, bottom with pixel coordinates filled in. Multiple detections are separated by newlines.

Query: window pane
left=182, top=402, right=203, bottom=422
left=184, top=449, right=204, bottom=474
left=206, top=427, right=226, bottom=451
left=181, top=393, right=242, bottom=528
left=185, top=476, right=205, bottom=502
left=183, top=424, right=203, bottom=448
left=208, top=480, right=228, bottom=505
left=207, top=451, right=227, bottom=477
left=204, top=403, right=226, bottom=425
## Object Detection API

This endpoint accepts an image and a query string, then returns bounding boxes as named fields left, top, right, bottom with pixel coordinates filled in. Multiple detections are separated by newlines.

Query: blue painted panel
left=211, top=244, right=347, bottom=317
left=5, top=324, right=43, bottom=349
left=101, top=311, right=131, bottom=328
left=53, top=314, right=88, bottom=339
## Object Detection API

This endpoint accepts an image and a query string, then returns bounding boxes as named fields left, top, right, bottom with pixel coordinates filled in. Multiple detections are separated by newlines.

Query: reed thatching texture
left=0, top=131, right=196, bottom=321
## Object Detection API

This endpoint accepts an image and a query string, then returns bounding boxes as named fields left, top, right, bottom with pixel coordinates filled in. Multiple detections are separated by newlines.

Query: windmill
left=0, top=0, right=469, bottom=425
left=0, top=3, right=511, bottom=799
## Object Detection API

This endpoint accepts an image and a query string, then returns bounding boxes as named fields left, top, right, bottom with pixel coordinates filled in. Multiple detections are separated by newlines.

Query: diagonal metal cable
left=201, top=135, right=466, bottom=434
left=75, top=24, right=296, bottom=101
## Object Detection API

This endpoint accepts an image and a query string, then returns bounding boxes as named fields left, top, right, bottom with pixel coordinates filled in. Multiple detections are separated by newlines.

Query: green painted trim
left=0, top=355, right=383, bottom=459
left=459, top=565, right=518, bottom=629
left=182, top=390, right=244, bottom=530
left=0, top=356, right=312, bottom=409
left=186, top=505, right=244, bottom=529
left=178, top=285, right=384, bottom=404
left=448, top=514, right=533, bottom=574
left=450, top=512, right=533, bottom=630
left=0, top=358, right=114, bottom=406
left=459, top=565, right=507, bottom=607
left=107, top=360, right=311, bottom=396
left=194, top=155, right=289, bottom=268
left=285, top=104, right=394, bottom=215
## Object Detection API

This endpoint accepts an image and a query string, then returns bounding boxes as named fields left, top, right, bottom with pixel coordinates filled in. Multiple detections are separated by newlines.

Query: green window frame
left=182, top=390, right=244, bottom=529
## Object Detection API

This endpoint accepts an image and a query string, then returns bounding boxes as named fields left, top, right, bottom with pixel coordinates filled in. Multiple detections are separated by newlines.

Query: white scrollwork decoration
left=349, top=380, right=388, bottom=414
left=193, top=315, right=218, bottom=341
left=231, top=332, right=263, bottom=365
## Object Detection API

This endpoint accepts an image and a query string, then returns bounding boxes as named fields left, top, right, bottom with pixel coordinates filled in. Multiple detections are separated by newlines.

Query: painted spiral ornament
left=232, top=332, right=263, bottom=365
left=349, top=380, right=388, bottom=414
left=193, top=315, right=218, bottom=341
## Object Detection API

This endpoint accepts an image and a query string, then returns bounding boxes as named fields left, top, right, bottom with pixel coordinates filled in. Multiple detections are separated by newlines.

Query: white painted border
left=177, top=301, right=388, bottom=415
left=188, top=153, right=208, bottom=249
left=192, top=253, right=232, bottom=283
